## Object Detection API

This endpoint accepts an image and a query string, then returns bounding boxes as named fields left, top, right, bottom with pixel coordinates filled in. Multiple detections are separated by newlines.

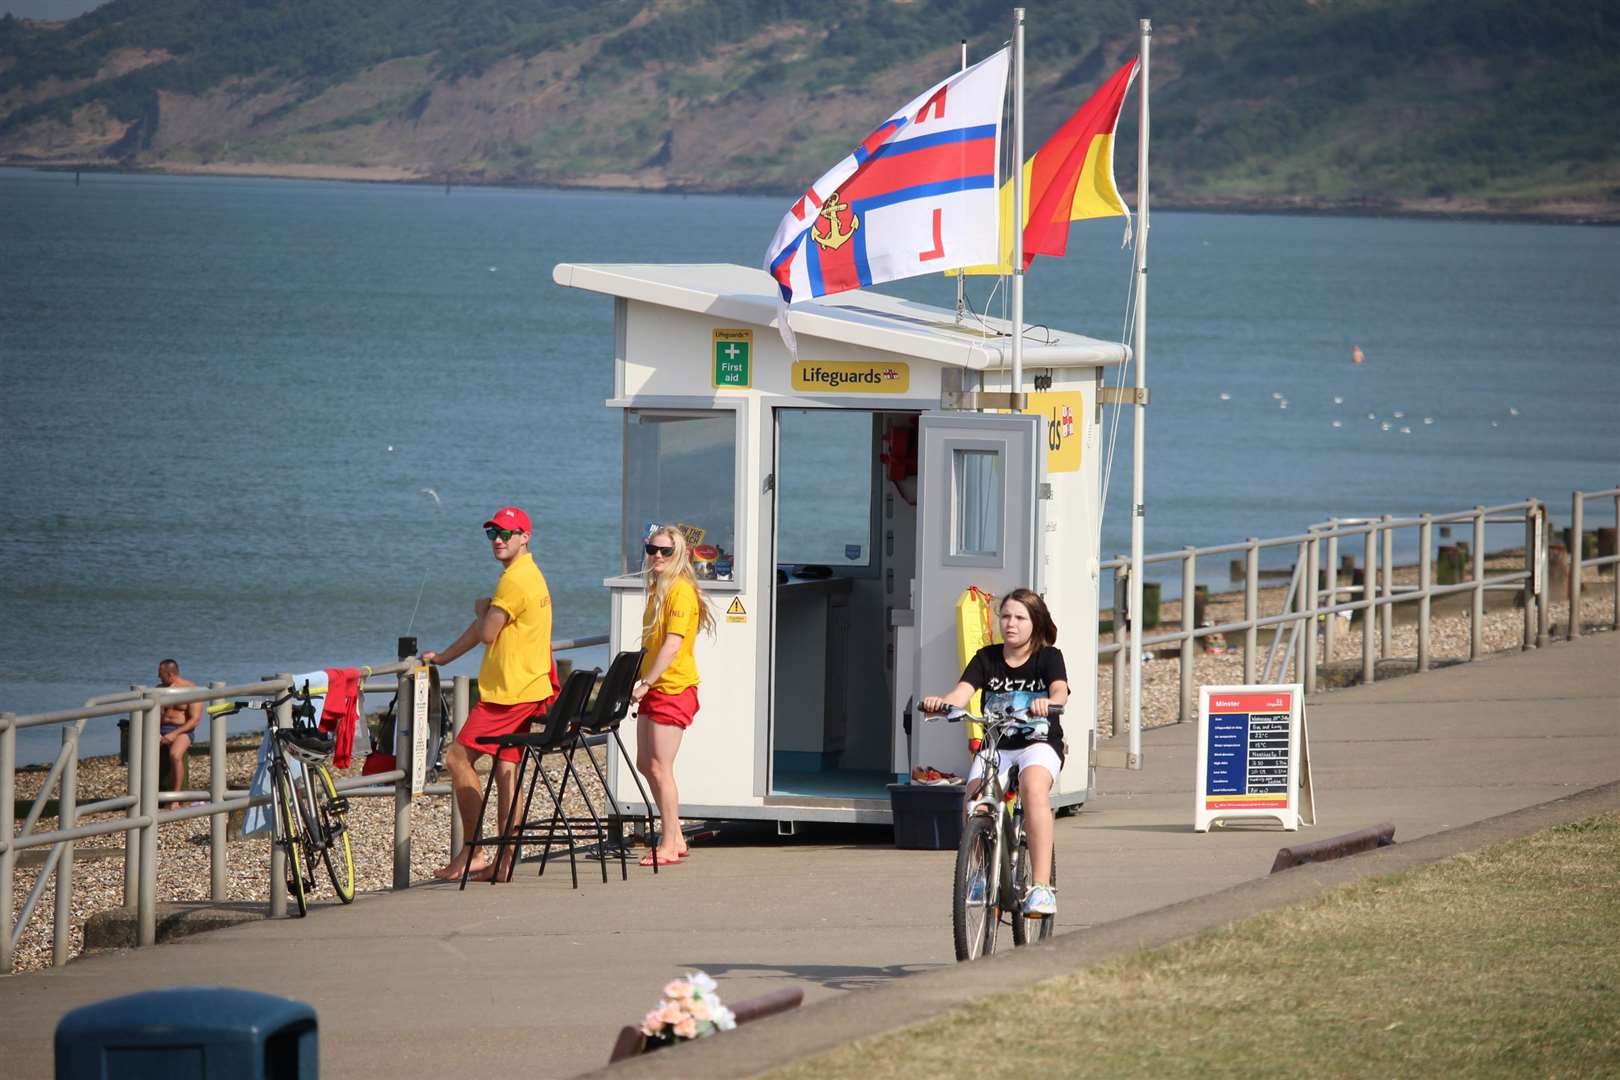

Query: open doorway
left=769, top=408, right=919, bottom=801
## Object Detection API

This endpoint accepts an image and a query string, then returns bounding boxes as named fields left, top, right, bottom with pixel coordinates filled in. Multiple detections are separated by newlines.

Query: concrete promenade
left=2, top=633, right=1615, bottom=1078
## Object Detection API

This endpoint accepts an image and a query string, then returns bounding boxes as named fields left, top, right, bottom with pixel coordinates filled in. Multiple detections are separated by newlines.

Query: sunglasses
left=486, top=527, right=522, bottom=541
left=644, top=542, right=675, bottom=557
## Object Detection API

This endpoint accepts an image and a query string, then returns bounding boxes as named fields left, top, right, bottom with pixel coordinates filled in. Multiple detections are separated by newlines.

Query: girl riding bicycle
left=921, top=587, right=1068, bottom=918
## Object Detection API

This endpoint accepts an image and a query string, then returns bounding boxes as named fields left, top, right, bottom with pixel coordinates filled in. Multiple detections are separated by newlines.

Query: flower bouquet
left=639, top=971, right=738, bottom=1048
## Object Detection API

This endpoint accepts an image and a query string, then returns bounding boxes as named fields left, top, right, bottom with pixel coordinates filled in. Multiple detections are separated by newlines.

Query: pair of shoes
left=965, top=870, right=988, bottom=906
left=910, top=765, right=961, bottom=786
left=1021, top=882, right=1057, bottom=918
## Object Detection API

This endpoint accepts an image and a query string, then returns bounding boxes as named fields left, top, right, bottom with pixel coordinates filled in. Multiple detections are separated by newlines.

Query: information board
left=1195, top=684, right=1315, bottom=832
left=411, top=665, right=430, bottom=796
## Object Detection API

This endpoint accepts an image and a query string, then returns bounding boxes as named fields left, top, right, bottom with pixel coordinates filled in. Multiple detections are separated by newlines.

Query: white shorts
left=967, top=742, right=1062, bottom=792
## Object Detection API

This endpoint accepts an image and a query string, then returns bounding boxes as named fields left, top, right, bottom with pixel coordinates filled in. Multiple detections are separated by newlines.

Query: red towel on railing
left=320, top=667, right=363, bottom=768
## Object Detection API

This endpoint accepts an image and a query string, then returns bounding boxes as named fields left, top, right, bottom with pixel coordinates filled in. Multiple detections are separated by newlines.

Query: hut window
left=951, top=448, right=1002, bottom=559
left=622, top=410, right=738, bottom=576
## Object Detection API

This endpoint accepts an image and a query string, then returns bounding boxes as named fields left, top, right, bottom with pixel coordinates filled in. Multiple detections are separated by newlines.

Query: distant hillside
left=2, top=0, right=1616, bottom=220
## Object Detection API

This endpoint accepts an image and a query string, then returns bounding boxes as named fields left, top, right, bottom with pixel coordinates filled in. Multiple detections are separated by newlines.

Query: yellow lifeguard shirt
left=641, top=577, right=701, bottom=694
left=479, top=552, right=554, bottom=704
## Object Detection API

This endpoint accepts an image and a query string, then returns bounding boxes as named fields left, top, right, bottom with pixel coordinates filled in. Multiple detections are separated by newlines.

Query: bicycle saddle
left=277, top=727, right=335, bottom=763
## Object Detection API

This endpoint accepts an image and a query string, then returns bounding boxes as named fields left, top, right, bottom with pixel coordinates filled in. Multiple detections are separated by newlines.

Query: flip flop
left=640, top=852, right=682, bottom=867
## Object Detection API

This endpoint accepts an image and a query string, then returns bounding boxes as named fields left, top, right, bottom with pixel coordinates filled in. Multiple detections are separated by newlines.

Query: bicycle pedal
left=331, top=798, right=350, bottom=814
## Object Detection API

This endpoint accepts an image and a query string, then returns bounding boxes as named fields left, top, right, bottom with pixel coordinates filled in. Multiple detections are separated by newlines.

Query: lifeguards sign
left=1194, top=684, right=1315, bottom=832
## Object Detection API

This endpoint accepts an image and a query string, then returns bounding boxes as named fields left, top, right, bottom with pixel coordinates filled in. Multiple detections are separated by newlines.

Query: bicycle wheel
left=313, top=765, right=355, bottom=903
left=1010, top=838, right=1057, bottom=945
left=274, top=769, right=308, bottom=918
left=952, top=813, right=999, bottom=962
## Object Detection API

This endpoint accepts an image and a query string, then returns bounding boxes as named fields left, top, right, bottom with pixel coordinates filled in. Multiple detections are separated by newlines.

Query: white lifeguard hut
left=553, top=262, right=1128, bottom=825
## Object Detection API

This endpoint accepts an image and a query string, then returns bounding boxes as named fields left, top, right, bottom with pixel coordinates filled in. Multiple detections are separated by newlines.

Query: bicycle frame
left=963, top=718, right=1027, bottom=914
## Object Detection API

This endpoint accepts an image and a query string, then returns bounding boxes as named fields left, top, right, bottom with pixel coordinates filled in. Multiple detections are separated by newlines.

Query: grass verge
left=766, top=812, right=1620, bottom=1080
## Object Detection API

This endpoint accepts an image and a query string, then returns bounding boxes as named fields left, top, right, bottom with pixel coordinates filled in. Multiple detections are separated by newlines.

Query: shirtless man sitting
left=156, top=659, right=202, bottom=809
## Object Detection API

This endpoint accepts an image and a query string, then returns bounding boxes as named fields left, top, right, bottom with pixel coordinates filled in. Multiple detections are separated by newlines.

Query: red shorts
left=641, top=686, right=699, bottom=729
left=459, top=699, right=547, bottom=764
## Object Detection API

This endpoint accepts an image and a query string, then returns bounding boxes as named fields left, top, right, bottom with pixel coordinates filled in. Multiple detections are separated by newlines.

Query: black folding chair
left=460, top=668, right=599, bottom=890
left=553, top=649, right=654, bottom=877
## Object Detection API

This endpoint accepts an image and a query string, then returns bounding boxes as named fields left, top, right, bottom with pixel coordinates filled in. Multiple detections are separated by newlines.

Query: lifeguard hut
left=553, top=263, right=1128, bottom=825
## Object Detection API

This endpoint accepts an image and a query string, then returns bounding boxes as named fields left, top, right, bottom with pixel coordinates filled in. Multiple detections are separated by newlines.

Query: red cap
left=483, top=506, right=532, bottom=534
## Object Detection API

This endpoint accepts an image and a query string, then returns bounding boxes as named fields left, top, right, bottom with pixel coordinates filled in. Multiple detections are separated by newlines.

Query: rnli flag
left=957, top=57, right=1138, bottom=276
left=764, top=47, right=1009, bottom=312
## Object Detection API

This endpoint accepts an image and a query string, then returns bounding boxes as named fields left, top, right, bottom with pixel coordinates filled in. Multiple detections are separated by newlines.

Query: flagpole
left=956, top=37, right=968, bottom=325
left=1127, top=19, right=1151, bottom=769
left=1010, top=8, right=1025, bottom=406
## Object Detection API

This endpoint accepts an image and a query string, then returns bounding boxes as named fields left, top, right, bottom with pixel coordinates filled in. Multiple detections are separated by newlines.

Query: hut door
left=909, top=412, right=1042, bottom=778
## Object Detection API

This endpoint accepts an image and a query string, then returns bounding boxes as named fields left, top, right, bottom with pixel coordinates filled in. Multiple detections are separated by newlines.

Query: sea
left=3, top=167, right=1616, bottom=763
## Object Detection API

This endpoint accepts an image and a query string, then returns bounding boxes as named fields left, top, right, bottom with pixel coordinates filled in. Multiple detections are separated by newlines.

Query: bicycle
left=372, top=666, right=455, bottom=782
left=212, top=687, right=356, bottom=916
left=926, top=702, right=1062, bottom=961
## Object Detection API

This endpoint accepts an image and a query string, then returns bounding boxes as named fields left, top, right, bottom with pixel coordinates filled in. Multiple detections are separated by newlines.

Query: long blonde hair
left=643, top=527, right=716, bottom=638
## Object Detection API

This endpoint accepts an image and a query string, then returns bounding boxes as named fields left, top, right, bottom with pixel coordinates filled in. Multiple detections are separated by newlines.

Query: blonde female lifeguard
left=631, top=526, right=716, bottom=867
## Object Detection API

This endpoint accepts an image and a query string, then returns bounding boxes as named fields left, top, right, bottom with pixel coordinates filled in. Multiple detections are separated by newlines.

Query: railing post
left=1, top=714, right=15, bottom=974
left=1180, top=548, right=1195, bottom=724
left=209, top=680, right=228, bottom=901
left=1380, top=514, right=1394, bottom=657
left=1362, top=525, right=1377, bottom=684
left=1323, top=520, right=1339, bottom=665
left=1111, top=568, right=1126, bottom=737
left=451, top=675, right=471, bottom=857
left=394, top=668, right=414, bottom=890
left=1613, top=491, right=1619, bottom=633
left=139, top=701, right=161, bottom=947
left=124, top=688, right=145, bottom=907
left=1569, top=491, right=1583, bottom=640
left=1522, top=503, right=1536, bottom=651
left=1303, top=536, right=1319, bottom=694
left=1418, top=516, right=1433, bottom=672
left=269, top=677, right=292, bottom=919
left=1471, top=505, right=1486, bottom=659
left=54, top=723, right=79, bottom=967
left=1243, top=540, right=1259, bottom=684
left=1536, top=504, right=1551, bottom=647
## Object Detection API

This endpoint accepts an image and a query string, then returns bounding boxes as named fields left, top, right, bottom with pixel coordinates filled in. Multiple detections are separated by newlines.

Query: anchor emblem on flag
left=811, top=191, right=859, bottom=251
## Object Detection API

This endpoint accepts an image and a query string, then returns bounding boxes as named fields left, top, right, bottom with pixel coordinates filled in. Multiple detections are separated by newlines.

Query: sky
left=5, top=0, right=103, bottom=19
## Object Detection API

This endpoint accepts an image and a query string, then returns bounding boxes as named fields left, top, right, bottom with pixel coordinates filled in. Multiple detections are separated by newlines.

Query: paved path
left=3, top=634, right=1615, bottom=1078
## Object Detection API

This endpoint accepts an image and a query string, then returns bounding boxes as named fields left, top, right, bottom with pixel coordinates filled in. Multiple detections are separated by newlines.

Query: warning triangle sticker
left=726, top=598, right=746, bottom=616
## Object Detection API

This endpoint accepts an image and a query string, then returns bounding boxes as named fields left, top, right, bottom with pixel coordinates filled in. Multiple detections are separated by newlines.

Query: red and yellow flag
left=958, top=57, right=1138, bottom=275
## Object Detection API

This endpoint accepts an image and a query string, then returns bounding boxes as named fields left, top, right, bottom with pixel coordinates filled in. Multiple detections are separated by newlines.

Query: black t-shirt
left=961, top=644, right=1069, bottom=758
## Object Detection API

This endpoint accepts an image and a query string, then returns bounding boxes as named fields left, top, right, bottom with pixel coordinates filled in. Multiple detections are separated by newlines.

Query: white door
left=910, top=412, right=1043, bottom=777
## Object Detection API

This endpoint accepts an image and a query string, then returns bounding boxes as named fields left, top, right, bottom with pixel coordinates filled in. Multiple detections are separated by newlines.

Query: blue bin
left=56, top=987, right=317, bottom=1079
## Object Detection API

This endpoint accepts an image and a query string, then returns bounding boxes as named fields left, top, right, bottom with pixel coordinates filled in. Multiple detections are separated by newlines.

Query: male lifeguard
left=156, top=659, right=202, bottom=809
left=422, top=506, right=554, bottom=881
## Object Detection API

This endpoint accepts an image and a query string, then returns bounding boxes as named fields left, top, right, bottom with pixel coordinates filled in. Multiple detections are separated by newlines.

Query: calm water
left=3, top=168, right=1616, bottom=762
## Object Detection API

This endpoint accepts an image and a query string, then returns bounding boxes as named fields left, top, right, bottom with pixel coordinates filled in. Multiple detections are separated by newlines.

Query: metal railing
left=1570, top=488, right=1620, bottom=640
left=1098, top=489, right=1618, bottom=741
left=2, top=634, right=608, bottom=973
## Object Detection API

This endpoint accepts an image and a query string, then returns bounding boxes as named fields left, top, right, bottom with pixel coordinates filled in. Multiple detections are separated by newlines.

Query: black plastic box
left=888, top=783, right=966, bottom=850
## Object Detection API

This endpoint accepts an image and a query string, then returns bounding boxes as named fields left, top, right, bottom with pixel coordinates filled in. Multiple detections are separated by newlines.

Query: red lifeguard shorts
left=459, top=699, right=547, bottom=764
left=641, top=686, right=699, bottom=730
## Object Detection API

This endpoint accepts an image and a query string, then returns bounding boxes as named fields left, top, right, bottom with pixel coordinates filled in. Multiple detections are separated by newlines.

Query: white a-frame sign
left=1195, top=684, right=1315, bottom=832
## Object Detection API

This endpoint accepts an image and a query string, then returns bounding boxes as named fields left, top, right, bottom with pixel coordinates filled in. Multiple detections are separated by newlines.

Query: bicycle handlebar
left=922, top=702, right=1064, bottom=724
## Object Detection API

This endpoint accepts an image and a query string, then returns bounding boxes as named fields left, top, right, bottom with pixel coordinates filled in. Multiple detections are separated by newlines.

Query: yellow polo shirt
left=641, top=577, right=700, bottom=694
left=478, top=552, right=554, bottom=704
